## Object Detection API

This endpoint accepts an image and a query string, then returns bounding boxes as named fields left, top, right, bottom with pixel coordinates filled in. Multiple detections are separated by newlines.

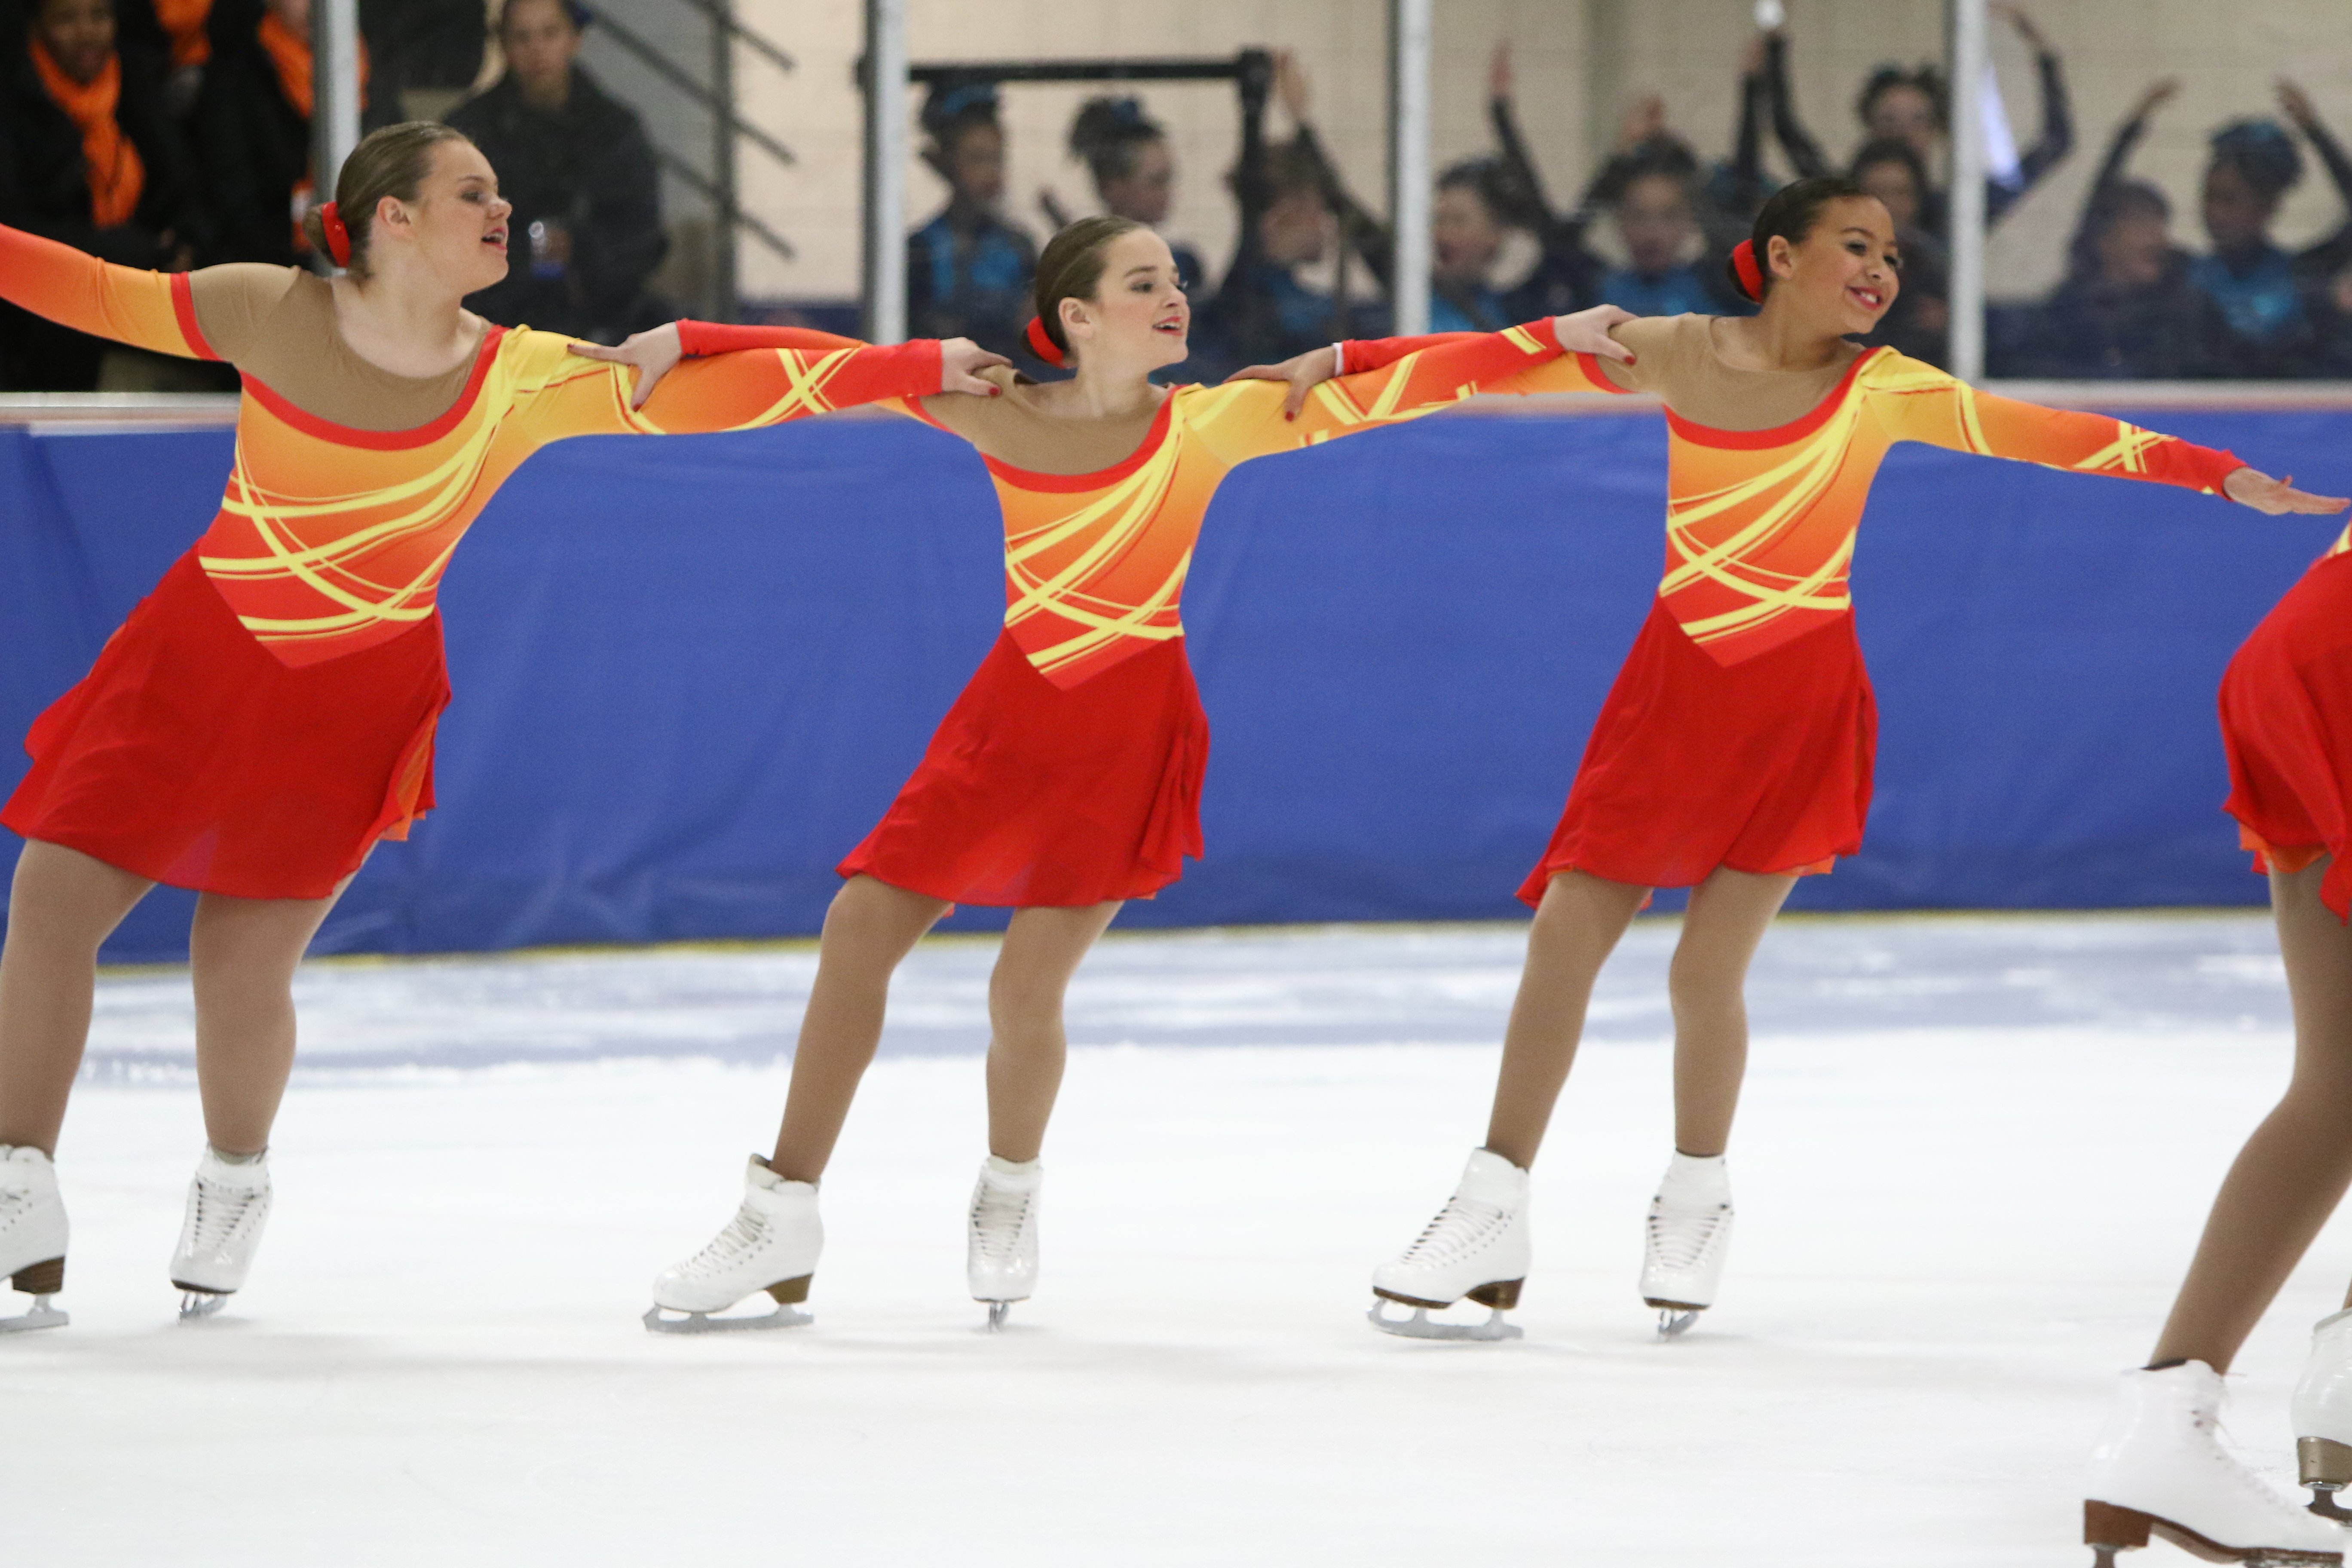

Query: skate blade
left=178, top=1289, right=230, bottom=1322
left=1654, top=1307, right=1702, bottom=1341
left=642, top=1303, right=814, bottom=1335
left=983, top=1300, right=1013, bottom=1332
left=0, top=1294, right=68, bottom=1334
left=2311, top=1485, right=2352, bottom=1522
left=1366, top=1301, right=1522, bottom=1342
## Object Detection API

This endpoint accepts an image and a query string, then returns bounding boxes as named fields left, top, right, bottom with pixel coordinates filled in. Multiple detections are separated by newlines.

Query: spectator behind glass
left=1429, top=158, right=1520, bottom=332
left=2188, top=88, right=2352, bottom=377
left=1484, top=62, right=1748, bottom=319
left=0, top=0, right=207, bottom=387
left=1762, top=3, right=2072, bottom=240
left=1847, top=137, right=1948, bottom=364
left=1596, top=150, right=1725, bottom=318
left=447, top=0, right=666, bottom=343
left=2017, top=173, right=2226, bottom=380
left=1206, top=52, right=1387, bottom=372
left=906, top=79, right=1035, bottom=361
left=192, top=0, right=376, bottom=266
left=106, top=0, right=211, bottom=114
left=1062, top=95, right=1203, bottom=291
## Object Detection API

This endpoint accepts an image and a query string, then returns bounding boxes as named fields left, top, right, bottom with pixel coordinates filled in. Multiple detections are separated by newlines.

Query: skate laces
left=1646, top=1200, right=1729, bottom=1273
left=680, top=1202, right=772, bottom=1278
left=1399, top=1195, right=1508, bottom=1270
left=969, top=1182, right=1033, bottom=1267
left=185, top=1177, right=264, bottom=1256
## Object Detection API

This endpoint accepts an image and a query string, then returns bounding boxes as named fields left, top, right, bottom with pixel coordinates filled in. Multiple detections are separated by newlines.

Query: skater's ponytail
left=1726, top=174, right=1872, bottom=303
left=1029, top=214, right=1144, bottom=367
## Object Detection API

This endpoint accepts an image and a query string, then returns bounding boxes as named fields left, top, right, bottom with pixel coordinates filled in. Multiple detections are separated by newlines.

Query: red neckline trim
left=978, top=390, right=1180, bottom=493
left=169, top=273, right=220, bottom=361
left=241, top=326, right=506, bottom=450
left=1664, top=345, right=1884, bottom=451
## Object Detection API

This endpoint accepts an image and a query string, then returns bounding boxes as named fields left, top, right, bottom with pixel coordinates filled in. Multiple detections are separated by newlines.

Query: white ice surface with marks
left=12, top=913, right=2348, bottom=1566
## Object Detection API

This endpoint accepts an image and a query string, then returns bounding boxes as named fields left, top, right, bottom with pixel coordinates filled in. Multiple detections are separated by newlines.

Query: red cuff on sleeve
left=677, top=320, right=866, bottom=356
left=169, top=273, right=220, bottom=361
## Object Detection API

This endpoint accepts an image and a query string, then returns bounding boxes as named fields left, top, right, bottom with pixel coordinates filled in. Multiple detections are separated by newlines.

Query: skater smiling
left=589, top=216, right=1637, bottom=1332
left=1252, top=174, right=2345, bottom=1345
left=0, top=121, right=998, bottom=1333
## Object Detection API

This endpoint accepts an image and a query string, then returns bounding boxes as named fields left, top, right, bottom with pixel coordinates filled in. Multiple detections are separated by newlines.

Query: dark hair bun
left=2210, top=118, right=2305, bottom=201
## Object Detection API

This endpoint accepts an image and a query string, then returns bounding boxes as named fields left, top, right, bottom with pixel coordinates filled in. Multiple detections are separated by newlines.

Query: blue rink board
left=1, top=407, right=2346, bottom=963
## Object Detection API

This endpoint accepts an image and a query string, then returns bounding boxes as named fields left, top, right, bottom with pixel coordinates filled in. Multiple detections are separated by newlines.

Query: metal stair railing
left=576, top=0, right=798, bottom=315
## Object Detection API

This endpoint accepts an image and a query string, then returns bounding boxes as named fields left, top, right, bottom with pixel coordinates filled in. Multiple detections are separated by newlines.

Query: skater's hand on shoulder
left=1224, top=346, right=1341, bottom=420
left=2224, top=467, right=2350, bottom=516
left=568, top=322, right=681, bottom=410
left=940, top=338, right=1012, bottom=397
left=1554, top=304, right=1638, bottom=364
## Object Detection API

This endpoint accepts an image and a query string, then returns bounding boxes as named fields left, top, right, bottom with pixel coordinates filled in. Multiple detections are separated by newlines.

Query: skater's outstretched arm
left=1866, top=361, right=2346, bottom=515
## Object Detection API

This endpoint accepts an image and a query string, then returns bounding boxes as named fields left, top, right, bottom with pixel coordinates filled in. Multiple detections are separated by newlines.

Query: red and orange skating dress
left=1346, top=315, right=2248, bottom=902
left=678, top=317, right=1572, bottom=907
left=0, top=226, right=948, bottom=899
left=2216, top=529, right=2352, bottom=918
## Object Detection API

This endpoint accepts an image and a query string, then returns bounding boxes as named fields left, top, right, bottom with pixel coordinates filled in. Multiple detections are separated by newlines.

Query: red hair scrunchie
left=1024, top=314, right=1065, bottom=367
left=318, top=200, right=353, bottom=269
left=1730, top=238, right=1764, bottom=303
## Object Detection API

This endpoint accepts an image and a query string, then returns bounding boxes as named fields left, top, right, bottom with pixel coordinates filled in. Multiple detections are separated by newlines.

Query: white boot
left=170, top=1145, right=273, bottom=1320
left=1368, top=1148, right=1529, bottom=1342
left=1641, top=1151, right=1733, bottom=1341
left=2084, top=1361, right=2343, bottom=1565
left=0, top=1145, right=68, bottom=1333
left=646, top=1156, right=821, bottom=1332
left=2294, top=1308, right=2352, bottom=1518
left=968, top=1155, right=1041, bottom=1331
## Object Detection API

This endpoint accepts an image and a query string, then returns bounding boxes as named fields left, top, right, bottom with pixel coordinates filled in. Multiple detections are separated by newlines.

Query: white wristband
left=1331, top=341, right=1345, bottom=378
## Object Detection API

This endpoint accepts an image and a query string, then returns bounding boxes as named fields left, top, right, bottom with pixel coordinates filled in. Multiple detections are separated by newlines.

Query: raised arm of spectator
left=1762, top=31, right=1833, bottom=181
left=1989, top=4, right=2074, bottom=222
left=2065, top=80, right=2174, bottom=275
left=1272, top=51, right=1393, bottom=288
left=2279, top=80, right=2352, bottom=278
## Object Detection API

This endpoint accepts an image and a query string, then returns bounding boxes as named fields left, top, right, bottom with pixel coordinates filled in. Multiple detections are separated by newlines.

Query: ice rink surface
left=13, top=912, right=2349, bottom=1566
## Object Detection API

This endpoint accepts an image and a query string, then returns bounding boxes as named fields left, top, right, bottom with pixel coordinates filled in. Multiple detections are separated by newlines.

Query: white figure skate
left=1641, top=1152, right=1733, bottom=1341
left=968, top=1155, right=1041, bottom=1331
left=2294, top=1308, right=2352, bottom=1519
left=2084, top=1361, right=2343, bottom=1565
left=171, top=1145, right=273, bottom=1320
left=1368, top=1148, right=1529, bottom=1342
left=0, top=1145, right=68, bottom=1333
left=646, top=1156, right=821, bottom=1333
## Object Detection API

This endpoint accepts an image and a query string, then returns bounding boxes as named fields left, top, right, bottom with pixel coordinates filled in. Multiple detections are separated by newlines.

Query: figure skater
left=1241, top=175, right=2340, bottom=1352
left=0, top=119, right=1001, bottom=1332
left=580, top=215, right=1636, bottom=1332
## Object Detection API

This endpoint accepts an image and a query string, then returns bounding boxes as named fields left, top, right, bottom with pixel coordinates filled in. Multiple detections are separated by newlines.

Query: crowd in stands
left=0, top=0, right=666, bottom=387
left=3, top=0, right=2352, bottom=390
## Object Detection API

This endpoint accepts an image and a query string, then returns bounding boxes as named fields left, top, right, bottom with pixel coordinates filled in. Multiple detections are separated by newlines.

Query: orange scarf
left=29, top=39, right=142, bottom=228
left=257, top=12, right=367, bottom=120
left=152, top=0, right=211, bottom=69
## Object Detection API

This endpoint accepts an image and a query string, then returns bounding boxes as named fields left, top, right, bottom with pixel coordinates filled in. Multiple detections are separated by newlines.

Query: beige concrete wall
left=729, top=0, right=2352, bottom=307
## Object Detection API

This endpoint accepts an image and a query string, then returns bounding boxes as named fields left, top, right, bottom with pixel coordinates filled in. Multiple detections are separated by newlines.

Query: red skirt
left=840, top=631, right=1209, bottom=907
left=1518, top=599, right=1875, bottom=905
left=2218, top=550, right=2352, bottom=918
left=3, top=550, right=450, bottom=900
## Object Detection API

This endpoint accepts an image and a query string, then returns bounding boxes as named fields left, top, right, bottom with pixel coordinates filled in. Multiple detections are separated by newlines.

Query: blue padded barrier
left=1, top=406, right=2346, bottom=963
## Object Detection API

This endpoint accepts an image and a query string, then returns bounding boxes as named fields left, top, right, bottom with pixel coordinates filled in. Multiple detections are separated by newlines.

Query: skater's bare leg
left=0, top=842, right=154, bottom=1155
left=1484, top=871, right=1649, bottom=1169
left=985, top=901, right=1121, bottom=1164
left=1667, top=867, right=1798, bottom=1158
left=187, top=885, right=348, bottom=1156
left=769, top=876, right=950, bottom=1183
left=2150, top=858, right=2352, bottom=1372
